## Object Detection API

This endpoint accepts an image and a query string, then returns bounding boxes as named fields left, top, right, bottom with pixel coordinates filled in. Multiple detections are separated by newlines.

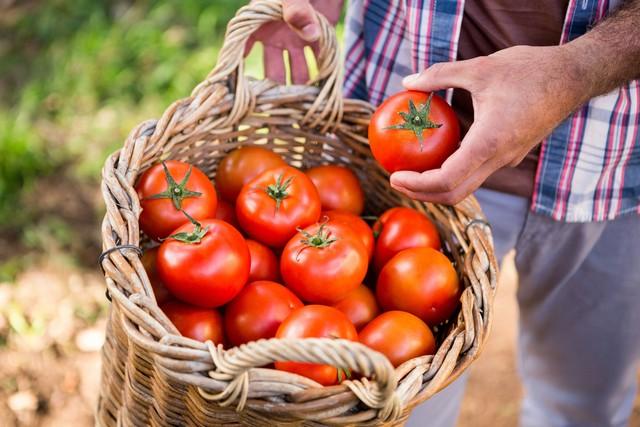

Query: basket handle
left=192, top=0, right=344, bottom=131
left=197, top=338, right=401, bottom=422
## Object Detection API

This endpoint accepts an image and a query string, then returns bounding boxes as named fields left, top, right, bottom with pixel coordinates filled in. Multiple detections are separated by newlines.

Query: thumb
left=402, top=60, right=475, bottom=92
left=283, top=0, right=321, bottom=42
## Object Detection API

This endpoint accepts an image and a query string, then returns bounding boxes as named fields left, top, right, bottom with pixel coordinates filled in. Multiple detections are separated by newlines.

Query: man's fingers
left=403, top=59, right=477, bottom=92
left=392, top=160, right=498, bottom=206
left=283, top=0, right=320, bottom=42
left=264, top=45, right=286, bottom=83
left=389, top=125, right=492, bottom=194
left=288, top=48, right=310, bottom=84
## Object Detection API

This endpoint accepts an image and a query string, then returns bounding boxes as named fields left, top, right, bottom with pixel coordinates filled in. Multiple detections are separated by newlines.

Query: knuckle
left=283, top=2, right=313, bottom=26
left=426, top=62, right=445, bottom=80
left=438, top=178, right=456, bottom=193
left=439, top=192, right=459, bottom=205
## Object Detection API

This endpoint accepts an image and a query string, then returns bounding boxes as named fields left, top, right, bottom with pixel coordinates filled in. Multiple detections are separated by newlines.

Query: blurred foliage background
left=0, top=0, right=264, bottom=280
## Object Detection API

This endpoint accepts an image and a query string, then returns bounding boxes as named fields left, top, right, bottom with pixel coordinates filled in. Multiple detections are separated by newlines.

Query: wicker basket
left=97, top=1, right=498, bottom=425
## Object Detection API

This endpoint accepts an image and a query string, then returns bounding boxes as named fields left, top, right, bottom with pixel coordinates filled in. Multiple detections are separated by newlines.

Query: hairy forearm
left=563, top=0, right=640, bottom=102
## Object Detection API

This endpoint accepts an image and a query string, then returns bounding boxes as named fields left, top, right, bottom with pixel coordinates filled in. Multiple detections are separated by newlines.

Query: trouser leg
left=407, top=189, right=529, bottom=426
left=514, top=212, right=640, bottom=427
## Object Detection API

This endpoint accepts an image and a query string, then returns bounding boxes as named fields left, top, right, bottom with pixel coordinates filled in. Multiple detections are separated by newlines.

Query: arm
left=391, top=0, right=640, bottom=205
left=248, top=0, right=343, bottom=84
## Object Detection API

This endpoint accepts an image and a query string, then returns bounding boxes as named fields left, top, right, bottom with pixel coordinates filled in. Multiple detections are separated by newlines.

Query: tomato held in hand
left=281, top=221, right=368, bottom=304
left=275, top=305, right=358, bottom=386
left=322, top=210, right=374, bottom=260
left=160, top=300, right=224, bottom=345
left=136, top=161, right=217, bottom=240
left=306, top=165, right=365, bottom=215
left=369, top=91, right=460, bottom=173
left=224, top=281, right=303, bottom=346
left=157, top=218, right=250, bottom=308
left=141, top=247, right=172, bottom=305
left=215, top=146, right=286, bottom=202
left=373, top=207, right=441, bottom=271
left=332, top=285, right=379, bottom=330
left=246, top=240, right=280, bottom=282
left=236, top=166, right=321, bottom=248
left=214, top=198, right=239, bottom=228
left=359, top=311, right=435, bottom=367
left=377, top=247, right=460, bottom=326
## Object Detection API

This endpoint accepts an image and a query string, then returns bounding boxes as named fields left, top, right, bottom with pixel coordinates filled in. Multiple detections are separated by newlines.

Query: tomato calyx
left=146, top=162, right=202, bottom=210
left=385, top=93, right=442, bottom=151
left=295, top=223, right=337, bottom=260
left=265, top=174, right=293, bottom=211
left=166, top=210, right=209, bottom=244
left=299, top=223, right=337, bottom=249
left=336, top=367, right=352, bottom=383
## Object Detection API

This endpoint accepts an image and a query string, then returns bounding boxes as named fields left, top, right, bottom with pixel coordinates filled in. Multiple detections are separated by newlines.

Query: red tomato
left=280, top=221, right=368, bottom=304
left=306, top=165, right=365, bottom=215
left=160, top=300, right=224, bottom=345
left=141, top=247, right=172, bottom=305
left=136, top=160, right=217, bottom=240
left=359, top=311, right=435, bottom=367
left=157, top=219, right=250, bottom=308
left=214, top=198, right=239, bottom=228
left=246, top=240, right=280, bottom=282
left=376, top=247, right=460, bottom=326
left=224, top=281, right=303, bottom=346
left=275, top=305, right=358, bottom=386
left=215, top=146, right=286, bottom=202
left=322, top=210, right=374, bottom=260
left=236, top=166, right=321, bottom=248
left=373, top=207, right=441, bottom=271
left=369, top=91, right=460, bottom=173
left=332, top=285, right=380, bottom=330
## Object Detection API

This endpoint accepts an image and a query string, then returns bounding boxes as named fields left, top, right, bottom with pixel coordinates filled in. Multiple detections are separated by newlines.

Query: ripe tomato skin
left=224, top=281, right=303, bottom=347
left=141, top=247, right=172, bottom=305
left=246, top=240, right=280, bottom=282
left=306, top=165, right=365, bottom=215
left=322, top=210, right=374, bottom=260
left=136, top=160, right=217, bottom=240
left=373, top=207, right=441, bottom=271
left=157, top=219, right=250, bottom=308
left=359, top=311, right=435, bottom=367
left=214, top=198, right=239, bottom=228
left=275, top=305, right=358, bottom=386
left=280, top=221, right=368, bottom=304
left=376, top=247, right=460, bottom=327
left=215, top=146, right=286, bottom=202
left=160, top=300, right=224, bottom=345
left=369, top=91, right=460, bottom=173
left=236, top=166, right=321, bottom=248
left=332, top=285, right=380, bottom=331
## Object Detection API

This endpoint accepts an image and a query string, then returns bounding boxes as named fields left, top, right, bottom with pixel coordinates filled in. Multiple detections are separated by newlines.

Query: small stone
left=74, top=327, right=105, bottom=352
left=8, top=390, right=38, bottom=412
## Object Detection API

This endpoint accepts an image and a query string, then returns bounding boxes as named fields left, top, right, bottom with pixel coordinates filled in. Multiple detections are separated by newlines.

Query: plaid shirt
left=344, top=0, right=640, bottom=222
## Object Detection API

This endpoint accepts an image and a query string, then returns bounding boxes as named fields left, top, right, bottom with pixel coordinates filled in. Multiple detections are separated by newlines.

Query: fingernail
left=301, top=24, right=320, bottom=42
left=403, top=73, right=419, bottom=85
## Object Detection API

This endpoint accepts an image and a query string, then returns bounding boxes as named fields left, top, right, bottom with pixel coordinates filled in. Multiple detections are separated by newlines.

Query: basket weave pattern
left=97, top=1, right=498, bottom=425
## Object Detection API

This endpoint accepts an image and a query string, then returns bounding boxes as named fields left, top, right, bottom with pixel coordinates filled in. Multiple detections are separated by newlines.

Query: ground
left=0, top=254, right=638, bottom=427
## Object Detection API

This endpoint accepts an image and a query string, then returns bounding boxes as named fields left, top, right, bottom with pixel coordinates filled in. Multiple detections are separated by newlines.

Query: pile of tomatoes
left=136, top=145, right=461, bottom=386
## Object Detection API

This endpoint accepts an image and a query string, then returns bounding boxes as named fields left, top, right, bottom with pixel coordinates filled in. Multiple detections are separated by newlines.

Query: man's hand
left=391, top=0, right=640, bottom=205
left=248, top=0, right=342, bottom=84
left=389, top=45, right=588, bottom=205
